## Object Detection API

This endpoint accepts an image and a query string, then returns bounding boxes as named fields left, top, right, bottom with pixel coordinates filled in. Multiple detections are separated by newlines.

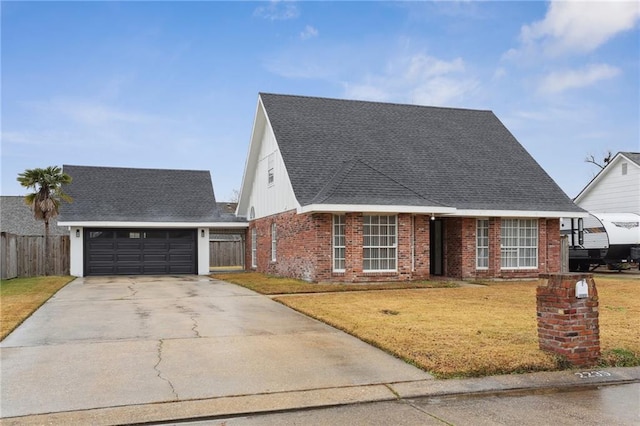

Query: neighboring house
left=236, top=93, right=586, bottom=282
left=573, top=152, right=640, bottom=213
left=0, top=195, right=68, bottom=236
left=58, top=165, right=246, bottom=277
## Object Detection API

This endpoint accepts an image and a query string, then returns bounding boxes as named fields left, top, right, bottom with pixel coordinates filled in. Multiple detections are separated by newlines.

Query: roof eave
left=57, top=221, right=249, bottom=228
left=297, top=204, right=456, bottom=215
left=296, top=204, right=587, bottom=218
left=449, top=209, right=588, bottom=219
left=236, top=96, right=267, bottom=217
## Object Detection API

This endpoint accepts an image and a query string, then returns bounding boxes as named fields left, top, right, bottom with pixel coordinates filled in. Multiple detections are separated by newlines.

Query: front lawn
left=216, top=272, right=640, bottom=378
left=0, top=276, right=74, bottom=340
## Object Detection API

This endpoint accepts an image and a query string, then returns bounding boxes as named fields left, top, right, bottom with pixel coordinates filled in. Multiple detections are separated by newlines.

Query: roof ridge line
left=259, top=92, right=493, bottom=113
left=311, top=159, right=358, bottom=204
left=356, top=159, right=446, bottom=207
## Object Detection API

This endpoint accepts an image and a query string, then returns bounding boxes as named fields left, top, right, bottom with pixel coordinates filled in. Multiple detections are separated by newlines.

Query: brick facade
left=247, top=212, right=562, bottom=282
left=537, top=274, right=600, bottom=367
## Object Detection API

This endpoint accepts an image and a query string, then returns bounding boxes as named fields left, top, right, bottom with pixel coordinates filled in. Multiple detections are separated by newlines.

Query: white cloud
left=343, top=53, right=477, bottom=106
left=253, top=1, right=299, bottom=21
left=520, top=0, right=640, bottom=55
left=539, top=63, right=621, bottom=94
left=300, top=25, right=318, bottom=40
left=492, top=67, right=507, bottom=80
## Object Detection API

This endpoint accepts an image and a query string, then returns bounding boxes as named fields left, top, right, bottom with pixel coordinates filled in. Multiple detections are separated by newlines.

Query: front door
left=430, top=219, right=443, bottom=275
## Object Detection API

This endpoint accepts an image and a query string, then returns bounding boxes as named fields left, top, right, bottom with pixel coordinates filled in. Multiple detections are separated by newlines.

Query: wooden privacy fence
left=210, top=240, right=244, bottom=268
left=1, top=232, right=70, bottom=279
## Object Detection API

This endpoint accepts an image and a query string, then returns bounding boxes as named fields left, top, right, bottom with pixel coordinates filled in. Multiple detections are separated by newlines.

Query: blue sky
left=2, top=1, right=638, bottom=201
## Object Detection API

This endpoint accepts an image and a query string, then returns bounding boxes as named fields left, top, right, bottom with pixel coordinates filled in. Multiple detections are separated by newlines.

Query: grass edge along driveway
left=0, top=276, right=74, bottom=341
left=216, top=273, right=640, bottom=378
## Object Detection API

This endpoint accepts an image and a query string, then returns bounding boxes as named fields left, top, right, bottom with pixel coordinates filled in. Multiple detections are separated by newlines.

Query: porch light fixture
left=201, top=229, right=205, bottom=238
left=76, top=229, right=80, bottom=238
left=431, top=214, right=435, bottom=221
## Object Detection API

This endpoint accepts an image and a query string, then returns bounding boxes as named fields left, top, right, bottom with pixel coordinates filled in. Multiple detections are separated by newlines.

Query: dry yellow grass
left=595, top=275, right=640, bottom=364
left=214, top=272, right=456, bottom=294
left=274, top=277, right=640, bottom=378
left=0, top=276, right=74, bottom=340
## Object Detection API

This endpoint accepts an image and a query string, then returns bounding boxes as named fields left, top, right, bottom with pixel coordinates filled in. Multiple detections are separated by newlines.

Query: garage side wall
left=197, top=228, right=209, bottom=275
left=70, top=227, right=84, bottom=277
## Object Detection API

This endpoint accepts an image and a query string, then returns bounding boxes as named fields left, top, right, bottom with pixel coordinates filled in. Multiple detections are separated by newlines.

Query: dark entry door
left=430, top=219, right=443, bottom=275
left=85, top=228, right=197, bottom=275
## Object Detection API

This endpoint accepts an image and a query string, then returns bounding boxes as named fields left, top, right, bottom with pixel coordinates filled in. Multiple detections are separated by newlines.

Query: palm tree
left=17, top=166, right=72, bottom=275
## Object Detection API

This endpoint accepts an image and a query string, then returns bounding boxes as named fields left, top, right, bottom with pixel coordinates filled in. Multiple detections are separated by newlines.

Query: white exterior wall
left=69, top=226, right=84, bottom=277
left=577, top=158, right=640, bottom=214
left=246, top=121, right=298, bottom=219
left=197, top=227, right=209, bottom=275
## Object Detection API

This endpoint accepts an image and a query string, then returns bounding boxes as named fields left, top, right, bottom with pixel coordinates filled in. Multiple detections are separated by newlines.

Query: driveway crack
left=154, top=339, right=179, bottom=400
left=127, top=278, right=138, bottom=299
left=190, top=314, right=201, bottom=338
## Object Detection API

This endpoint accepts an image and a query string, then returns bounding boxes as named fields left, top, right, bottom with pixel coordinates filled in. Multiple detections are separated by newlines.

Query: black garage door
left=85, top=229, right=197, bottom=275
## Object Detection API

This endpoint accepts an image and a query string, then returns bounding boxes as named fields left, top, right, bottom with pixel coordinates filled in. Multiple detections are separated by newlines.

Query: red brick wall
left=339, top=213, right=426, bottom=282
left=246, top=212, right=562, bottom=282
left=246, top=210, right=330, bottom=282
left=454, top=217, right=562, bottom=280
left=537, top=274, right=600, bottom=367
left=413, top=215, right=431, bottom=279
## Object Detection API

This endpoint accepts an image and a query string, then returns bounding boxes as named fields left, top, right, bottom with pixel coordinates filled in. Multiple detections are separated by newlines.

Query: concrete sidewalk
left=4, top=367, right=638, bottom=425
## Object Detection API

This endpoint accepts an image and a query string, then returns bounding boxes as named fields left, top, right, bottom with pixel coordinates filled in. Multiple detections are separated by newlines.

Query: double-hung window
left=501, top=219, right=538, bottom=269
left=363, top=215, right=397, bottom=271
left=333, top=215, right=346, bottom=272
left=476, top=219, right=489, bottom=269
left=251, top=228, right=257, bottom=268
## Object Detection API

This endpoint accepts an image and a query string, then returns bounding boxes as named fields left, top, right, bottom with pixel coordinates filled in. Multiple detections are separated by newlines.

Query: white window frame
left=267, top=153, right=275, bottom=186
left=333, top=215, right=346, bottom=272
left=271, top=223, right=277, bottom=262
left=251, top=228, right=257, bottom=268
left=363, top=215, right=397, bottom=272
left=500, top=219, right=538, bottom=270
left=476, top=219, right=489, bottom=270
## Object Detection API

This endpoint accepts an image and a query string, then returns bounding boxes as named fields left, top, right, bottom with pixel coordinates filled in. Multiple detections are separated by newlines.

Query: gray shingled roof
left=621, top=152, right=640, bottom=166
left=1, top=196, right=68, bottom=236
left=59, top=165, right=223, bottom=222
left=260, top=93, right=583, bottom=213
left=215, top=202, right=245, bottom=223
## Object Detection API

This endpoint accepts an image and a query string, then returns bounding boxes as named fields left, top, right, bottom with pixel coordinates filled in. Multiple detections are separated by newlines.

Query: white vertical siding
left=578, top=160, right=640, bottom=213
left=246, top=121, right=298, bottom=219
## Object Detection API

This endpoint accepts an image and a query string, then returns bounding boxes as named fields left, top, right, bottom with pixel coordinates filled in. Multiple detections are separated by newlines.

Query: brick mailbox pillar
left=537, top=273, right=600, bottom=367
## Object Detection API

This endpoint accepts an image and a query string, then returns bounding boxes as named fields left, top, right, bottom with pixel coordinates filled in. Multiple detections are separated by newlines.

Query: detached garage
left=58, top=165, right=247, bottom=277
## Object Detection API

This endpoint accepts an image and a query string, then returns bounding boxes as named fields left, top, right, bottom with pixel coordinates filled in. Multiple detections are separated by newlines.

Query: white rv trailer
left=561, top=212, right=640, bottom=271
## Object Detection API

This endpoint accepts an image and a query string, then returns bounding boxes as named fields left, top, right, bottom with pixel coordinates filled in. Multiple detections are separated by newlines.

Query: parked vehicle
left=561, top=212, right=640, bottom=271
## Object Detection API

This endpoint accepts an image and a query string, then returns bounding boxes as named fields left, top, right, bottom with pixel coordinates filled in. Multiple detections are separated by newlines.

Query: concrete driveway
left=0, top=276, right=431, bottom=419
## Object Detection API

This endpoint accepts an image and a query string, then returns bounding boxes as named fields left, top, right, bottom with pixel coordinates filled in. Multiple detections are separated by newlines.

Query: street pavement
left=190, top=383, right=640, bottom=425
left=0, top=275, right=638, bottom=425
